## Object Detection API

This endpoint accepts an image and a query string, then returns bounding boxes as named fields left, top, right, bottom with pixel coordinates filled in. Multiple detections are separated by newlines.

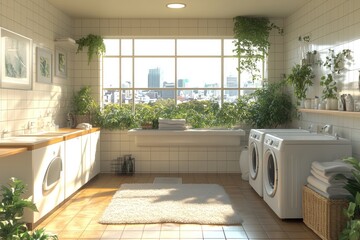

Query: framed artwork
left=36, top=47, right=52, bottom=84
left=55, top=48, right=67, bottom=78
left=0, top=28, right=32, bottom=90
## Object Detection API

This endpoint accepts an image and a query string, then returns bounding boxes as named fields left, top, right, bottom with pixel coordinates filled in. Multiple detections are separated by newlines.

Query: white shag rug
left=99, top=183, right=242, bottom=225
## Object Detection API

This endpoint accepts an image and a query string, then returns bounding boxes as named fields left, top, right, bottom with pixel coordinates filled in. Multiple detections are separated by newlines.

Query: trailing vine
left=233, top=16, right=283, bottom=81
left=76, top=34, right=106, bottom=64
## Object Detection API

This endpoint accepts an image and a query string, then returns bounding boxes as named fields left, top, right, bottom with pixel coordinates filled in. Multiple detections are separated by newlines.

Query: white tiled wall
left=0, top=0, right=74, bottom=134
left=100, top=130, right=248, bottom=173
left=285, top=0, right=360, bottom=158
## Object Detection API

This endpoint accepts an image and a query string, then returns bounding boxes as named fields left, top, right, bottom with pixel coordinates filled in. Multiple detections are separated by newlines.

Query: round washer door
left=249, top=142, right=259, bottom=180
left=263, top=149, right=278, bottom=197
left=43, top=157, right=63, bottom=191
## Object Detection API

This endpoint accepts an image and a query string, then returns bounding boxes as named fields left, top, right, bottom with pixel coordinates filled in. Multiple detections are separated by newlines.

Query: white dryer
left=262, top=134, right=352, bottom=219
left=248, top=129, right=309, bottom=197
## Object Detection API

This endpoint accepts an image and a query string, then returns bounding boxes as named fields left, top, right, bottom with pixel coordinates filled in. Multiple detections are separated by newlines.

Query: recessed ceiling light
left=166, top=3, right=186, bottom=9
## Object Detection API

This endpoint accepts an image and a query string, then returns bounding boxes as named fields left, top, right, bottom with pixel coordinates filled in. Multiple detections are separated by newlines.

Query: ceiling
left=47, top=0, right=310, bottom=19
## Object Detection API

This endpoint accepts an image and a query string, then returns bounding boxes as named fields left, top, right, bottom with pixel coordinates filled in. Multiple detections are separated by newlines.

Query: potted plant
left=76, top=34, right=106, bottom=64
left=233, top=16, right=283, bottom=81
left=72, top=86, right=99, bottom=126
left=134, top=104, right=158, bottom=129
left=320, top=49, right=351, bottom=110
left=336, top=157, right=360, bottom=240
left=286, top=64, right=315, bottom=107
left=0, top=178, right=58, bottom=239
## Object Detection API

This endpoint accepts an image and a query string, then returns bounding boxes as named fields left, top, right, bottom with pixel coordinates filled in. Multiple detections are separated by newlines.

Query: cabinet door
left=64, top=137, right=82, bottom=199
left=82, top=133, right=91, bottom=183
left=90, top=131, right=100, bottom=179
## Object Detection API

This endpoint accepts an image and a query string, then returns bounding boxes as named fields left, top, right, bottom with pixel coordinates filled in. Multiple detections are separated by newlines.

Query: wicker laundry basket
left=302, top=185, right=348, bottom=240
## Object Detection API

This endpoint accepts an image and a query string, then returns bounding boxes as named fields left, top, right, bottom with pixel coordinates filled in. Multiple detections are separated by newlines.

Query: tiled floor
left=37, top=174, right=321, bottom=239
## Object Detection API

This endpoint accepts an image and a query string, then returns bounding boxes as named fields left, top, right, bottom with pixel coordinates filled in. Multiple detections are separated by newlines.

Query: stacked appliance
left=262, top=133, right=351, bottom=219
left=248, top=129, right=310, bottom=197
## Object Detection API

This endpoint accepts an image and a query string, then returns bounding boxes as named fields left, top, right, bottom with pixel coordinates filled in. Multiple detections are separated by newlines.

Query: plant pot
left=75, top=114, right=91, bottom=126
left=325, top=98, right=338, bottom=110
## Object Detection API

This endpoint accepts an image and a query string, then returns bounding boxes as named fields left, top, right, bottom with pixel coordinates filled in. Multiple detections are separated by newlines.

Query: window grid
left=102, top=38, right=263, bottom=106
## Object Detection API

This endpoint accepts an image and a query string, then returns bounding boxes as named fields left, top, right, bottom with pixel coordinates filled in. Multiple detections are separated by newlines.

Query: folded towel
left=307, top=175, right=349, bottom=196
left=310, top=169, right=348, bottom=184
left=307, top=184, right=350, bottom=199
left=312, top=160, right=353, bottom=174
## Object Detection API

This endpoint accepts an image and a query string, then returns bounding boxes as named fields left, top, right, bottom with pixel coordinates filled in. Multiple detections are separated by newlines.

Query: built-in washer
left=262, top=134, right=351, bottom=219
left=248, top=129, right=310, bottom=197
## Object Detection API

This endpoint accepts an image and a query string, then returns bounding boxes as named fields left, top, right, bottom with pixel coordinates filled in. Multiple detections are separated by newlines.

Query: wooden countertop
left=0, top=148, right=27, bottom=158
left=0, top=127, right=100, bottom=156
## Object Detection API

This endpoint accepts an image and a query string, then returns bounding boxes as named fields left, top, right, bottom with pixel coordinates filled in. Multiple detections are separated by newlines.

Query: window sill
left=127, top=128, right=245, bottom=147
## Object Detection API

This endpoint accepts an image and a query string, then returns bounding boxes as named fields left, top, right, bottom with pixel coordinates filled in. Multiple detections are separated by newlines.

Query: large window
left=102, top=38, right=264, bottom=106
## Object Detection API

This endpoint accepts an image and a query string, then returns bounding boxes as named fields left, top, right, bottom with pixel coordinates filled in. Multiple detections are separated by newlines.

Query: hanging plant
left=233, top=16, right=283, bottom=81
left=76, top=34, right=106, bottom=64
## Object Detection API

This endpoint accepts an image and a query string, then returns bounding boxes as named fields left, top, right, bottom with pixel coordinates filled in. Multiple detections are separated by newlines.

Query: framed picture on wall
left=55, top=48, right=67, bottom=78
left=36, top=47, right=52, bottom=84
left=0, top=28, right=32, bottom=90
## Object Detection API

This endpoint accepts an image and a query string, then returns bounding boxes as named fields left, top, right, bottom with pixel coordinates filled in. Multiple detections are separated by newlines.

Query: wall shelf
left=55, top=38, right=77, bottom=50
left=298, top=108, right=360, bottom=118
left=127, top=128, right=245, bottom=147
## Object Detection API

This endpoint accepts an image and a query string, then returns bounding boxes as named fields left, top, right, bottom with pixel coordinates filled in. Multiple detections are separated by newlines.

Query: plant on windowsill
left=135, top=104, right=159, bottom=129
left=244, top=80, right=294, bottom=128
left=320, top=49, right=351, bottom=110
left=72, top=86, right=100, bottom=126
left=0, top=178, right=58, bottom=240
left=76, top=34, right=106, bottom=64
left=335, top=157, right=360, bottom=240
left=233, top=16, right=283, bottom=81
left=286, top=63, right=315, bottom=107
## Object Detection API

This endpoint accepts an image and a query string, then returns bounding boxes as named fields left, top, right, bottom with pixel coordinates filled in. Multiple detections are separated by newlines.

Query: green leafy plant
left=76, top=34, right=106, bottom=64
left=99, top=104, right=136, bottom=130
left=320, top=49, right=351, bottom=100
left=72, top=86, right=99, bottom=125
left=336, top=157, right=360, bottom=240
left=243, top=81, right=294, bottom=128
left=233, top=16, right=283, bottom=81
left=0, top=177, right=58, bottom=240
left=286, top=64, right=315, bottom=103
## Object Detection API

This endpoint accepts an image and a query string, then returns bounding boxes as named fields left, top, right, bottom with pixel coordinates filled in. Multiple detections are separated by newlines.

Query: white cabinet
left=64, top=136, right=82, bottom=199
left=89, top=131, right=100, bottom=180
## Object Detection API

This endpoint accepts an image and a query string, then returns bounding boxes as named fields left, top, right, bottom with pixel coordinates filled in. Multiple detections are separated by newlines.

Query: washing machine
left=262, top=134, right=352, bottom=219
left=248, top=129, right=310, bottom=197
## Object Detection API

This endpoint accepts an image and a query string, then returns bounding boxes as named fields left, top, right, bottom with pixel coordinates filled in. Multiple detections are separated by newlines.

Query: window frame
left=101, top=37, right=265, bottom=107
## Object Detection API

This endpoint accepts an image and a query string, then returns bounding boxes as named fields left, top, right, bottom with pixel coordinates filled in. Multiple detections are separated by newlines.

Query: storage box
left=302, top=185, right=348, bottom=240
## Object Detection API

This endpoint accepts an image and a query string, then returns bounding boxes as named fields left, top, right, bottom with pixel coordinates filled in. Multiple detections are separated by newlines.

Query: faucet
left=321, top=124, right=332, bottom=135
left=1, top=129, right=9, bottom=139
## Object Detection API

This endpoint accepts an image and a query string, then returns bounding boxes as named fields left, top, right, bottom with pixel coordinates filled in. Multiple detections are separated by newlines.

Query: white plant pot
left=326, top=98, right=338, bottom=110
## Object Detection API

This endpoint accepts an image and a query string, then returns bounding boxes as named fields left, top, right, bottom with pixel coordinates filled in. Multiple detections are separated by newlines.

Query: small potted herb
left=286, top=64, right=315, bottom=107
left=72, top=86, right=99, bottom=126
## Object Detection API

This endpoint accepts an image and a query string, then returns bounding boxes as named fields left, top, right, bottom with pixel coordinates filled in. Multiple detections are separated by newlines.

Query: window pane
left=104, top=39, right=119, bottom=56
left=121, top=58, right=132, bottom=88
left=103, top=89, right=120, bottom=105
left=122, top=90, right=133, bottom=104
left=134, top=39, right=175, bottom=56
left=177, top=39, right=221, bottom=56
left=135, top=90, right=160, bottom=104
left=103, top=58, right=119, bottom=88
left=223, top=39, right=236, bottom=56
left=177, top=58, right=221, bottom=88
left=240, top=60, right=263, bottom=88
left=134, top=58, right=175, bottom=88
left=223, top=90, right=238, bottom=103
left=121, top=39, right=132, bottom=56
left=224, top=58, right=238, bottom=88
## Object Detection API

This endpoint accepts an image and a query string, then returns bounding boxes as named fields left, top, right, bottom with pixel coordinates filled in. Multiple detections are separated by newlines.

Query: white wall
left=0, top=0, right=74, bottom=135
left=285, top=0, right=360, bottom=158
